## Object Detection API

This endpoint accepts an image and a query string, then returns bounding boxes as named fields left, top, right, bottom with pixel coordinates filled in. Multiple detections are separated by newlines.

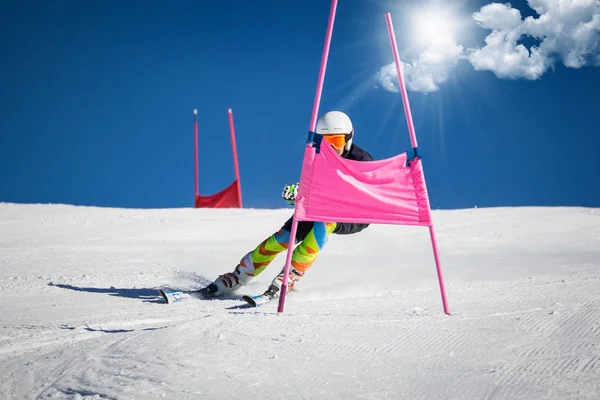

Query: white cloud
left=468, top=0, right=600, bottom=79
left=468, top=3, right=548, bottom=79
left=376, top=36, right=464, bottom=93
left=376, top=1, right=600, bottom=92
left=472, top=2, right=523, bottom=30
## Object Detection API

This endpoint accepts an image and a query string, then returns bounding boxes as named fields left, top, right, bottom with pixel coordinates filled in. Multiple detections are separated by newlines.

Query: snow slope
left=1, top=203, right=599, bottom=399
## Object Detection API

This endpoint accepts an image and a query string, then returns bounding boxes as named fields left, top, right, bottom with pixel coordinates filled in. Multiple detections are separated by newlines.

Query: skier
left=200, top=111, right=374, bottom=299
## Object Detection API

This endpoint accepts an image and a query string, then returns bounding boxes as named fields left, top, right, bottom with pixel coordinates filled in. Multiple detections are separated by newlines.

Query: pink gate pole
left=385, top=12, right=450, bottom=315
left=277, top=0, right=339, bottom=315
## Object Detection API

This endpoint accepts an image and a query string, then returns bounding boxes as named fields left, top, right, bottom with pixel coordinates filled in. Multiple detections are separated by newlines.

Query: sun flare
left=411, top=6, right=461, bottom=47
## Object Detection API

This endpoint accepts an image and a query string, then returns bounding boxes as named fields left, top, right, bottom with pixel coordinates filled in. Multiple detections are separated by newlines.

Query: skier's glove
left=282, top=182, right=299, bottom=206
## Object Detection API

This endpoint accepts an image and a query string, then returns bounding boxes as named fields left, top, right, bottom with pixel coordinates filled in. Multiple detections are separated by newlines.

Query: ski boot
left=199, top=255, right=255, bottom=298
left=264, top=267, right=304, bottom=299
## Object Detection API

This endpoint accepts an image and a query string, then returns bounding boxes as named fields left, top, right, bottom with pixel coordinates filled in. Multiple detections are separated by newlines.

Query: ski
left=158, top=285, right=243, bottom=305
left=158, top=282, right=220, bottom=304
left=158, top=288, right=203, bottom=304
left=159, top=284, right=288, bottom=308
left=241, top=293, right=275, bottom=307
left=241, top=284, right=281, bottom=307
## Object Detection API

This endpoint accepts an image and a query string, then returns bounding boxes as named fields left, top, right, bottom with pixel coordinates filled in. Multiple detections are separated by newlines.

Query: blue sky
left=1, top=0, right=599, bottom=210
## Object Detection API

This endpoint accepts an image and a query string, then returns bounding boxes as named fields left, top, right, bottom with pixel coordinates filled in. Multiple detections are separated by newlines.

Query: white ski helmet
left=316, top=111, right=353, bottom=151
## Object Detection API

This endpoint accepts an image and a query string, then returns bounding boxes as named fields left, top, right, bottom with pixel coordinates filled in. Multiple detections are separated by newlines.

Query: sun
left=417, top=11, right=455, bottom=40
left=412, top=7, right=460, bottom=47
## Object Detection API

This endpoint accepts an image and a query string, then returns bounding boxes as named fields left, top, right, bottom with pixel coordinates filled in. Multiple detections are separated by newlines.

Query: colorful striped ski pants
left=239, top=219, right=337, bottom=278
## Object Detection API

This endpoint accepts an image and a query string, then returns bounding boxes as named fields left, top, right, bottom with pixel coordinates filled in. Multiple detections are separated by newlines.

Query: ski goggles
left=322, top=134, right=347, bottom=149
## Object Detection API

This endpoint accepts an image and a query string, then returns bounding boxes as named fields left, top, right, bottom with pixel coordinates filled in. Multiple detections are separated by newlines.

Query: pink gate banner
left=295, top=140, right=432, bottom=226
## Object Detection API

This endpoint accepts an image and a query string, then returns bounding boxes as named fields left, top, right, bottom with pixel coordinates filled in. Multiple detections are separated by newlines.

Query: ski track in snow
left=0, top=203, right=599, bottom=399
